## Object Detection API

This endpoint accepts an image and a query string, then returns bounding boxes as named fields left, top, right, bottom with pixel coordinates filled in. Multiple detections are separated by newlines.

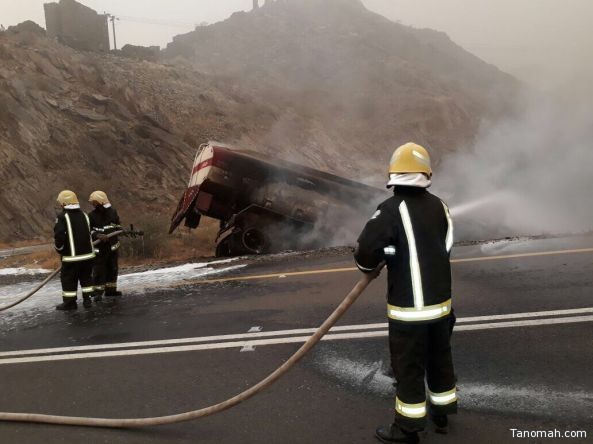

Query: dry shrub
left=0, top=216, right=219, bottom=270
left=0, top=248, right=59, bottom=270
left=0, top=238, right=47, bottom=249
left=27, top=249, right=60, bottom=269
left=118, top=213, right=218, bottom=265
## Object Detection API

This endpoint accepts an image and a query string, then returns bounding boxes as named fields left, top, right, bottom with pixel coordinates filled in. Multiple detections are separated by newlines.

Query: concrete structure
left=44, top=0, right=109, bottom=52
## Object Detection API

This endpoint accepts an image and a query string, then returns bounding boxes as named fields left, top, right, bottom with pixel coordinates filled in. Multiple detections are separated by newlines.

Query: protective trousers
left=93, top=250, right=119, bottom=294
left=60, top=260, right=94, bottom=300
left=389, top=316, right=457, bottom=432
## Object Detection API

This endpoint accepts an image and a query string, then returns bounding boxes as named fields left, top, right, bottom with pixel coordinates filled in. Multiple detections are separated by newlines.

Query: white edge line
left=1, top=315, right=593, bottom=365
left=456, top=306, right=593, bottom=323
left=454, top=315, right=593, bottom=331
left=3, top=306, right=593, bottom=359
left=0, top=323, right=387, bottom=358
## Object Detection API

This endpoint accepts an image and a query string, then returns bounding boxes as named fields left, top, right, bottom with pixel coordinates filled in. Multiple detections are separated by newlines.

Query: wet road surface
left=0, top=236, right=592, bottom=443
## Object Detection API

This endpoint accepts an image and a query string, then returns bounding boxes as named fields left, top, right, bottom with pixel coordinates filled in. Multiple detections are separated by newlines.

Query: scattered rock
left=0, top=0, right=519, bottom=250
left=118, top=44, right=160, bottom=62
left=29, top=50, right=64, bottom=80
left=90, top=93, right=110, bottom=103
left=45, top=97, right=58, bottom=108
left=7, top=21, right=46, bottom=36
left=0, top=68, right=13, bottom=79
left=69, top=107, right=109, bottom=121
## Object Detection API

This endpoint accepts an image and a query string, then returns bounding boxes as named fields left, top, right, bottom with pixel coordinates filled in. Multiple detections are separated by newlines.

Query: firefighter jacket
left=354, top=186, right=453, bottom=323
left=54, top=206, right=96, bottom=263
left=88, top=205, right=122, bottom=254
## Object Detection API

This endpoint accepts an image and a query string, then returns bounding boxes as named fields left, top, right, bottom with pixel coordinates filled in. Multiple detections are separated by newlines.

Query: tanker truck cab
left=188, top=144, right=214, bottom=189
left=170, top=141, right=385, bottom=257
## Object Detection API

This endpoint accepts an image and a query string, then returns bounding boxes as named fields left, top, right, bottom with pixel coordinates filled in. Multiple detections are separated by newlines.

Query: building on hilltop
left=254, top=0, right=276, bottom=9
left=44, top=0, right=110, bottom=52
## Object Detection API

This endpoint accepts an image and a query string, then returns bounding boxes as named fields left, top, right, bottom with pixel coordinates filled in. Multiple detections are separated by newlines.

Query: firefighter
left=354, top=143, right=457, bottom=443
left=88, top=191, right=122, bottom=301
left=54, top=190, right=96, bottom=310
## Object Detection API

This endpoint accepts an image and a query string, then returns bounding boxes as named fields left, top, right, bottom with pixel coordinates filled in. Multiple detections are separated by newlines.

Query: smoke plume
left=434, top=90, right=593, bottom=240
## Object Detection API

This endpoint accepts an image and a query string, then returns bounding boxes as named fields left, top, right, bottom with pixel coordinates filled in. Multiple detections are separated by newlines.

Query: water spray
left=448, top=191, right=510, bottom=218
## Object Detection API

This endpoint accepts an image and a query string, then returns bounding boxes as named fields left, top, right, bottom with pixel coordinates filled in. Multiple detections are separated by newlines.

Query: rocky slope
left=165, top=0, right=519, bottom=169
left=0, top=25, right=278, bottom=242
left=0, top=0, right=519, bottom=244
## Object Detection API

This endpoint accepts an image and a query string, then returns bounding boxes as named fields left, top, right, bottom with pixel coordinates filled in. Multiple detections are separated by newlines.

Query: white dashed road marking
left=1, top=308, right=592, bottom=365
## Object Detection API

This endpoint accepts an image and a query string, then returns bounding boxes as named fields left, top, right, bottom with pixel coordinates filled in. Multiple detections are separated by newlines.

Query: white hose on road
left=0, top=270, right=378, bottom=428
left=0, top=268, right=61, bottom=312
left=0, top=231, right=124, bottom=313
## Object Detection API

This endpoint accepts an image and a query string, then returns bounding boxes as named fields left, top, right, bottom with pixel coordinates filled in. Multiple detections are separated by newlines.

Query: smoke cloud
left=434, top=90, right=593, bottom=240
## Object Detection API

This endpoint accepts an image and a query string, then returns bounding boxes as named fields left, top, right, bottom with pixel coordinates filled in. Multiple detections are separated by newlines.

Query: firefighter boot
left=83, top=295, right=92, bottom=308
left=375, top=424, right=419, bottom=444
left=105, top=288, right=122, bottom=297
left=56, top=298, right=77, bottom=311
left=431, top=415, right=448, bottom=434
left=93, top=290, right=103, bottom=303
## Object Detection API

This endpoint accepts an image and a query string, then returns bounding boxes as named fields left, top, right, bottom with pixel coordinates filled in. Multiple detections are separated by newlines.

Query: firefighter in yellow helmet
left=53, top=190, right=96, bottom=310
left=354, top=143, right=457, bottom=443
left=88, top=191, right=122, bottom=301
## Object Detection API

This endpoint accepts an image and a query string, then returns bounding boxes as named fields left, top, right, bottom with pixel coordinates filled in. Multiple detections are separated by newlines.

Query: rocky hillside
left=166, top=0, right=519, bottom=167
left=0, top=0, right=519, bottom=244
left=0, top=25, right=278, bottom=242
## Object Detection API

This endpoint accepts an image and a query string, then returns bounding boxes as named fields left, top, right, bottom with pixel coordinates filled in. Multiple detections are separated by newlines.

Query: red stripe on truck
left=192, top=158, right=213, bottom=175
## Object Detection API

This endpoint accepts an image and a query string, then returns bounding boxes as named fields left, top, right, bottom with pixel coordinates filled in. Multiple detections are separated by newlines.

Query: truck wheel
left=242, top=228, right=268, bottom=254
left=215, top=239, right=232, bottom=257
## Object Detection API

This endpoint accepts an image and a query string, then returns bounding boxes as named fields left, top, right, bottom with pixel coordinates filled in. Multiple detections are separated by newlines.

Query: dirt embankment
left=0, top=0, right=520, bottom=254
left=0, top=26, right=277, bottom=248
left=165, top=0, right=520, bottom=170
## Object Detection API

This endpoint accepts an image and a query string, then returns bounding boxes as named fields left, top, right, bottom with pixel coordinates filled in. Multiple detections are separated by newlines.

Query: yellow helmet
left=57, top=190, right=79, bottom=206
left=89, top=190, right=109, bottom=206
left=388, top=142, right=432, bottom=177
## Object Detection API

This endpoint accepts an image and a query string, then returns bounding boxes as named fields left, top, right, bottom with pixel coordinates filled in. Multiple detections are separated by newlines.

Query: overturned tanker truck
left=169, top=142, right=385, bottom=257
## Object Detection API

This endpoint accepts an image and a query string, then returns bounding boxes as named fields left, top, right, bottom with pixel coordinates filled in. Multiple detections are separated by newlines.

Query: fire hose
left=0, top=230, right=131, bottom=313
left=0, top=268, right=62, bottom=312
left=0, top=270, right=378, bottom=428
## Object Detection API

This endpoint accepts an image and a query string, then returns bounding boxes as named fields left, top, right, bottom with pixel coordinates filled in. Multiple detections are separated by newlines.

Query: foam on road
left=0, top=260, right=246, bottom=326
left=315, top=354, right=593, bottom=421
left=0, top=267, right=52, bottom=276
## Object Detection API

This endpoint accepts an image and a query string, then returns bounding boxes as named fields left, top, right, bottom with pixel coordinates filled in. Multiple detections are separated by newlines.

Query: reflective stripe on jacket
left=54, top=209, right=95, bottom=262
left=88, top=206, right=122, bottom=253
left=354, top=186, right=453, bottom=323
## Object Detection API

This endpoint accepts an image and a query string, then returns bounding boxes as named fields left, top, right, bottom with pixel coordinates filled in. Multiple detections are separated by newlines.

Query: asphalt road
left=0, top=236, right=592, bottom=443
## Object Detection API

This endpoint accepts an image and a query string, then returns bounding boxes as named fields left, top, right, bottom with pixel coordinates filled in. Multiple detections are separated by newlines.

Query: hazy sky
left=2, top=0, right=592, bottom=93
